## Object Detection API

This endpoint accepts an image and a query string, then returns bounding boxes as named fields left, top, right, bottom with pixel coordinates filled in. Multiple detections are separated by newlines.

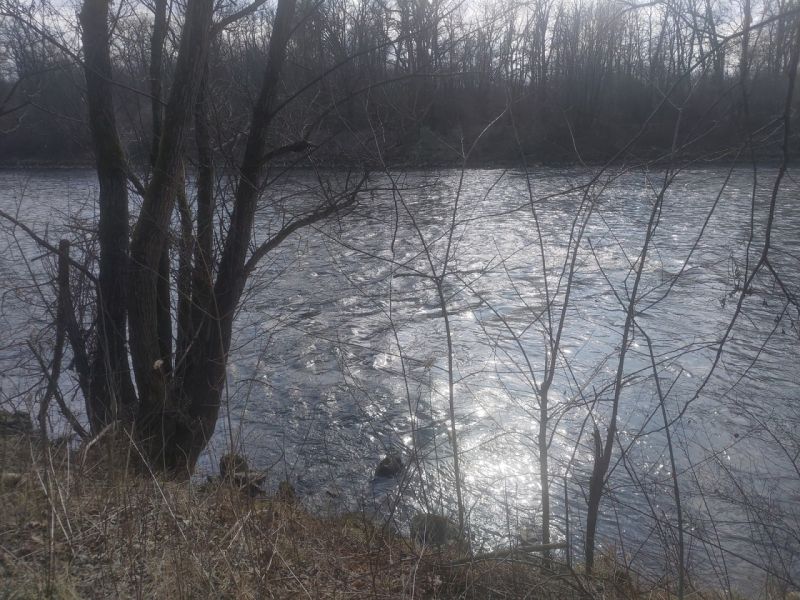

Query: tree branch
left=0, top=210, right=98, bottom=283
left=212, top=0, right=270, bottom=34
left=243, top=172, right=368, bottom=274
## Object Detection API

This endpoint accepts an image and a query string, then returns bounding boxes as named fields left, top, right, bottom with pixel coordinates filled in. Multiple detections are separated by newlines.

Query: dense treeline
left=0, top=0, right=798, bottom=165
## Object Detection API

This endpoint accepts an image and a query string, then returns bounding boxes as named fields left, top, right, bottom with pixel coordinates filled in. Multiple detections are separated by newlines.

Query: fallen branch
left=80, top=422, right=116, bottom=466
left=441, top=542, right=569, bottom=567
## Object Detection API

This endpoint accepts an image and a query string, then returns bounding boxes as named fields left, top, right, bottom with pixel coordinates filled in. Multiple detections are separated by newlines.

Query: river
left=1, top=165, right=798, bottom=595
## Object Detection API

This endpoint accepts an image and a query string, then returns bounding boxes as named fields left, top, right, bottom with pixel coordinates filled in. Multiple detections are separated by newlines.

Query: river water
left=1, top=166, right=798, bottom=595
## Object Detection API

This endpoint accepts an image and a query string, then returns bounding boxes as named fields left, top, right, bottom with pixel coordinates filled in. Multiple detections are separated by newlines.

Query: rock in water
left=219, top=453, right=266, bottom=496
left=410, top=513, right=460, bottom=546
left=219, top=453, right=249, bottom=482
left=375, top=453, right=403, bottom=478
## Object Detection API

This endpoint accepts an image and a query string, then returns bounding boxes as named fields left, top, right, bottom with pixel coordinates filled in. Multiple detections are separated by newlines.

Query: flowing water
left=1, top=166, right=798, bottom=595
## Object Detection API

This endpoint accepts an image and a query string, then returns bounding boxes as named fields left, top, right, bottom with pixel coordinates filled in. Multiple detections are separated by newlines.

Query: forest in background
left=1, top=0, right=798, bottom=166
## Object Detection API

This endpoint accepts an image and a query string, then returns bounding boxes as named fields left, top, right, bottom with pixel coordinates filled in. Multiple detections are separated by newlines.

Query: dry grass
left=0, top=433, right=420, bottom=598
left=0, top=433, right=771, bottom=599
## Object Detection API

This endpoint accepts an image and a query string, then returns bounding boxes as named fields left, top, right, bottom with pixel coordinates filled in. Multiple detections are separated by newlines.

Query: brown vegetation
left=0, top=431, right=708, bottom=599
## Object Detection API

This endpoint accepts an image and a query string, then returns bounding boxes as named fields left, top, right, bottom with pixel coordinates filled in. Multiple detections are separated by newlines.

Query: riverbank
left=0, top=429, right=691, bottom=599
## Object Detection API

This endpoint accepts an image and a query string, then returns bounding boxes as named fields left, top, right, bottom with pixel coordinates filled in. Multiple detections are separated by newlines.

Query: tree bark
left=79, top=0, right=137, bottom=432
left=191, top=70, right=215, bottom=330
left=176, top=164, right=194, bottom=368
left=128, top=0, right=215, bottom=469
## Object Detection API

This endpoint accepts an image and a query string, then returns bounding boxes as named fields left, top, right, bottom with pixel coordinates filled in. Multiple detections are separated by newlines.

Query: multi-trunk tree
left=74, top=0, right=365, bottom=475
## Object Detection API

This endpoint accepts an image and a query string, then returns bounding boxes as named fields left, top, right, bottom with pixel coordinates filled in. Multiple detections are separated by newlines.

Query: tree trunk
left=133, top=0, right=297, bottom=474
left=176, top=165, right=194, bottom=368
left=79, top=0, right=137, bottom=433
left=584, top=425, right=606, bottom=573
left=214, top=0, right=298, bottom=330
left=191, top=70, right=215, bottom=330
left=128, top=0, right=215, bottom=470
left=166, top=0, right=299, bottom=474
